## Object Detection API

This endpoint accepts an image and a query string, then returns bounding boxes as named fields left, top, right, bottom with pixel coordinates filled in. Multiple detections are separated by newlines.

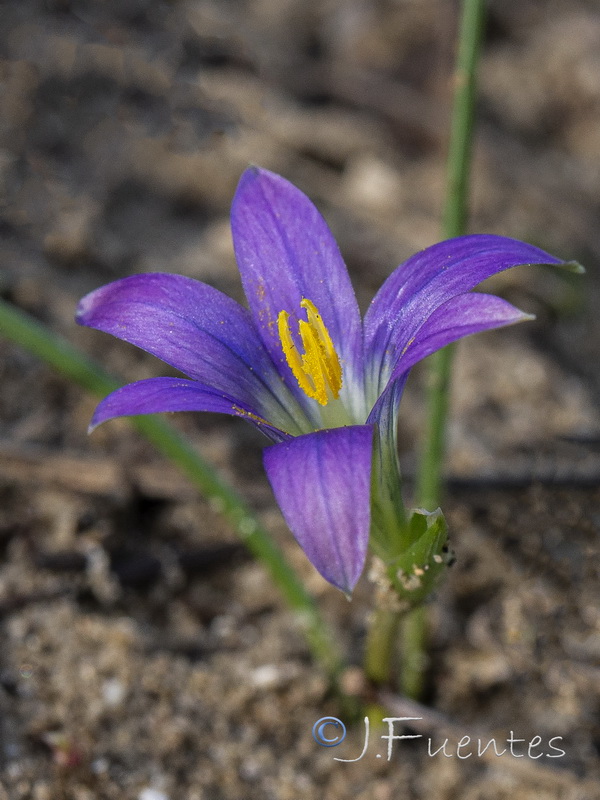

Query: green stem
left=418, top=0, right=486, bottom=511
left=403, top=0, right=486, bottom=698
left=399, top=605, right=429, bottom=699
left=364, top=608, right=401, bottom=686
left=0, top=298, right=344, bottom=681
left=416, top=344, right=455, bottom=511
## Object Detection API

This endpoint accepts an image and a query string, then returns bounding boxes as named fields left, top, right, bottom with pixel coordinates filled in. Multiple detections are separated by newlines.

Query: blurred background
left=1, top=1, right=599, bottom=798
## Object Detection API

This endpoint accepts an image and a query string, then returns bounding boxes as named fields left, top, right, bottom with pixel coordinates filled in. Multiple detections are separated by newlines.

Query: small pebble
left=249, top=664, right=280, bottom=689
left=138, top=790, right=169, bottom=800
left=102, top=678, right=126, bottom=707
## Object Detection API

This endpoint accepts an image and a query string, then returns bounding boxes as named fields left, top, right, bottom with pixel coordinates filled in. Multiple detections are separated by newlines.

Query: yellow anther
left=277, top=299, right=342, bottom=405
left=277, top=311, right=318, bottom=400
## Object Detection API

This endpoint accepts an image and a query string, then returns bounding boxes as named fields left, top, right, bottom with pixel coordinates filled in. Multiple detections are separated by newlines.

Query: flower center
left=277, top=299, right=342, bottom=406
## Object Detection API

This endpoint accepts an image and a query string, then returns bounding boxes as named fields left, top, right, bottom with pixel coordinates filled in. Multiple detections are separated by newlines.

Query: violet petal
left=390, top=292, right=532, bottom=379
left=89, top=377, right=290, bottom=442
left=365, top=234, right=566, bottom=390
left=231, top=167, right=365, bottom=417
left=263, top=425, right=374, bottom=593
left=76, top=272, right=303, bottom=432
left=367, top=293, right=531, bottom=426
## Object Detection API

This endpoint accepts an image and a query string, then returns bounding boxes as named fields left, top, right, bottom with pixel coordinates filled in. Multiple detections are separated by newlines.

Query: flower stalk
left=377, top=0, right=487, bottom=698
left=365, top=608, right=401, bottom=686
left=418, top=0, right=487, bottom=511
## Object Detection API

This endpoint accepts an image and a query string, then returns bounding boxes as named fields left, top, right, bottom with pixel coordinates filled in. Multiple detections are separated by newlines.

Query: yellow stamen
left=277, top=298, right=342, bottom=405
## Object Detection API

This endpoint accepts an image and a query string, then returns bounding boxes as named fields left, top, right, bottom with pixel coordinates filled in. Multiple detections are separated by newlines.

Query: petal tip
left=236, top=164, right=275, bottom=194
left=235, top=166, right=295, bottom=207
left=87, top=416, right=101, bottom=434
left=315, top=562, right=363, bottom=596
left=564, top=259, right=585, bottom=274
left=75, top=293, right=94, bottom=326
left=527, top=259, right=584, bottom=274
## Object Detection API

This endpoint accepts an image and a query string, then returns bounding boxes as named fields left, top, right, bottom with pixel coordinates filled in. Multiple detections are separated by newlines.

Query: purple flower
left=76, top=167, right=572, bottom=594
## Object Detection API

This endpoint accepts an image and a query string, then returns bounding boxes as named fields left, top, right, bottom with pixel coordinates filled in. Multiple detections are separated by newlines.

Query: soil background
left=1, top=1, right=600, bottom=798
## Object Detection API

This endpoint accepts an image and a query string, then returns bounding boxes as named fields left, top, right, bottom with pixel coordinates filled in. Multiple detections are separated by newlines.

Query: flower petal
left=367, top=293, right=531, bottom=426
left=364, top=234, right=567, bottom=392
left=76, top=273, right=306, bottom=434
left=390, top=292, right=532, bottom=378
left=89, top=377, right=290, bottom=441
left=231, top=167, right=365, bottom=418
left=263, top=425, right=374, bottom=593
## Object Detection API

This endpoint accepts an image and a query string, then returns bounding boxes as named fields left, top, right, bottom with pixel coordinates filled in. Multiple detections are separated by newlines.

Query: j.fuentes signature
left=312, top=717, right=566, bottom=762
